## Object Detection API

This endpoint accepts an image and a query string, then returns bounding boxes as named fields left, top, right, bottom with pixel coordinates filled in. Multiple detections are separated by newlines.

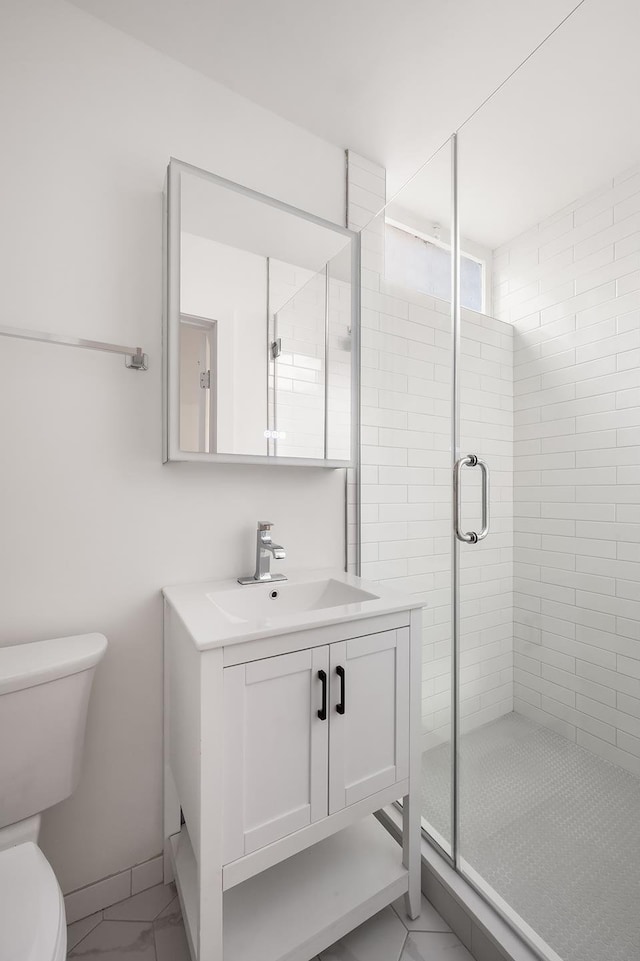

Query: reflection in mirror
left=326, top=242, right=354, bottom=462
left=179, top=316, right=216, bottom=454
left=165, top=161, right=358, bottom=465
left=268, top=243, right=354, bottom=461
left=269, top=260, right=326, bottom=460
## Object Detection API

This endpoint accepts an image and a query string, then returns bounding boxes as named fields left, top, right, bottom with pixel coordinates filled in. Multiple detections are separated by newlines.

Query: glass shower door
left=453, top=5, right=640, bottom=959
left=353, top=141, right=456, bottom=855
left=355, top=6, right=640, bottom=961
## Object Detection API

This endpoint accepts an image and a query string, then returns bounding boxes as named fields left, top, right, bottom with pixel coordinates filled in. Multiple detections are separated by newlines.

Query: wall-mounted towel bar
left=0, top=324, right=148, bottom=370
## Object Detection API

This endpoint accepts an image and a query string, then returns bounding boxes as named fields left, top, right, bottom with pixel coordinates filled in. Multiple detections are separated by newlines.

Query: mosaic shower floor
left=422, top=712, right=640, bottom=961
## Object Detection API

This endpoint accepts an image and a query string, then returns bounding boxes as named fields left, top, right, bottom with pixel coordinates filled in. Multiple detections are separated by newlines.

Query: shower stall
left=350, top=6, right=640, bottom=960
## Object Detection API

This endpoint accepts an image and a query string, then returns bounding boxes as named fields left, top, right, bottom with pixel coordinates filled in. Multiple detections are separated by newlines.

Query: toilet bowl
left=0, top=633, right=107, bottom=961
left=0, top=843, right=66, bottom=961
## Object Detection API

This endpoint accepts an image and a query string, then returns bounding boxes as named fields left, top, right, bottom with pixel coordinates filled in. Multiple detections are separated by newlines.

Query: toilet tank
left=0, top=633, right=107, bottom=830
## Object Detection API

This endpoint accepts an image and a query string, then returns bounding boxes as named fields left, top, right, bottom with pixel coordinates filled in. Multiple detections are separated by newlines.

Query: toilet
left=0, top=633, right=108, bottom=961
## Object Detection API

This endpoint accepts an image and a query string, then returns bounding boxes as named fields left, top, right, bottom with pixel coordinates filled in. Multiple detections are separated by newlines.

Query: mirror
left=163, top=159, right=359, bottom=466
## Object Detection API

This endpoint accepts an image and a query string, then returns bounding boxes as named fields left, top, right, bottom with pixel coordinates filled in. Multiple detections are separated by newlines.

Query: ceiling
left=69, top=0, right=640, bottom=248
left=388, top=0, right=640, bottom=248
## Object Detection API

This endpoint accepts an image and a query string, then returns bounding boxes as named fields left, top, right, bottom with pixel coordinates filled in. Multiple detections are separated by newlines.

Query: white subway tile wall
left=494, top=163, right=640, bottom=776
left=348, top=151, right=514, bottom=757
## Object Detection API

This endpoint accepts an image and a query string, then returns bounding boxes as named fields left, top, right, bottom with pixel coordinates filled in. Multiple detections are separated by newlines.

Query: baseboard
left=64, top=853, right=165, bottom=924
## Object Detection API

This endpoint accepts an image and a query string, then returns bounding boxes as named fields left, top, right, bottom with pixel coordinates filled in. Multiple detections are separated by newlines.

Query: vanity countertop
left=162, top=568, right=424, bottom=651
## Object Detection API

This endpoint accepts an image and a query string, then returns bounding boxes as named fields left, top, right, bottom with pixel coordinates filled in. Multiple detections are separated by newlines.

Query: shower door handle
left=454, top=454, right=489, bottom=544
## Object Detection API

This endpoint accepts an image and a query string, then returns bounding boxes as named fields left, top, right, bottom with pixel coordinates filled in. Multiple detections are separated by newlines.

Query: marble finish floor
left=422, top=712, right=640, bottom=961
left=67, top=884, right=470, bottom=961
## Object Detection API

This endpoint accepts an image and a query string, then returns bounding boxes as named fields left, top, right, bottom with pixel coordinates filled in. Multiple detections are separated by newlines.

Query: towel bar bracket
left=0, top=324, right=149, bottom=371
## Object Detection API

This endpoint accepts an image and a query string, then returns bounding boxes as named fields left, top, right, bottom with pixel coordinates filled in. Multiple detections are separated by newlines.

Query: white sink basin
left=208, top=578, right=379, bottom=624
left=163, top=570, right=422, bottom=651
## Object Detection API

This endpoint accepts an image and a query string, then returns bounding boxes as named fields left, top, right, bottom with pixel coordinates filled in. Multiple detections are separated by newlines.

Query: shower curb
left=377, top=807, right=546, bottom=961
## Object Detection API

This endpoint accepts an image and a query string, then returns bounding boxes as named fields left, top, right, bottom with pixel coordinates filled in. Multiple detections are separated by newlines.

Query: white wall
left=0, top=0, right=347, bottom=894
left=493, top=163, right=640, bottom=776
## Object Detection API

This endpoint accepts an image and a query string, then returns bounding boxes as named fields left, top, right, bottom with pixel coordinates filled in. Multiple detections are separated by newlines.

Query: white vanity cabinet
left=328, top=630, right=409, bottom=814
left=163, top=573, right=423, bottom=961
left=222, top=646, right=330, bottom=861
left=223, top=629, right=409, bottom=861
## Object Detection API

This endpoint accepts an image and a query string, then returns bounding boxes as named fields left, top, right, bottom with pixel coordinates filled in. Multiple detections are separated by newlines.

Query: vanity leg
left=198, top=649, right=225, bottom=960
left=402, top=790, right=421, bottom=920
left=198, top=874, right=223, bottom=960
left=403, top=609, right=422, bottom=920
left=163, top=601, right=180, bottom=883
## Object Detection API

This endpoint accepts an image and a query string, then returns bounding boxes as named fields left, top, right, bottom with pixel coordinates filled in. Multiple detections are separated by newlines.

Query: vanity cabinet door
left=328, top=629, right=410, bottom=815
left=222, top=646, right=329, bottom=863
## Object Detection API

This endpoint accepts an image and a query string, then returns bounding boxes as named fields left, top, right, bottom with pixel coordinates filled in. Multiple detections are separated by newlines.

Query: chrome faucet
left=238, top=522, right=287, bottom=585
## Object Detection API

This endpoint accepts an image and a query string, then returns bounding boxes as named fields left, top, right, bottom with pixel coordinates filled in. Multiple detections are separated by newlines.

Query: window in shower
left=384, top=220, right=485, bottom=311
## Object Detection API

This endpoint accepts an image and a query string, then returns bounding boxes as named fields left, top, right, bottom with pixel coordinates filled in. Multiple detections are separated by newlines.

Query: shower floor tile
left=422, top=712, right=640, bottom=961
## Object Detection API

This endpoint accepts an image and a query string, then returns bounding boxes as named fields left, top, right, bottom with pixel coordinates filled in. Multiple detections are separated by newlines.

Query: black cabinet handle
left=317, top=669, right=327, bottom=720
left=336, top=665, right=346, bottom=715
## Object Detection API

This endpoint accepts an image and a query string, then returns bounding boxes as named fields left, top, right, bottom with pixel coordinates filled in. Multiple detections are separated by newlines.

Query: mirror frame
left=163, top=158, right=360, bottom=467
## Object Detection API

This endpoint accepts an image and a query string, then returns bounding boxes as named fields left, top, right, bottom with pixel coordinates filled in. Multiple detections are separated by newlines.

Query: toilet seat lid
left=0, top=842, right=65, bottom=961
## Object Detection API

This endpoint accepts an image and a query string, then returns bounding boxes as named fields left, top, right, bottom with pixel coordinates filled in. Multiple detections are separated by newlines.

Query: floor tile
left=155, top=896, right=180, bottom=920
left=66, top=911, right=103, bottom=951
left=104, top=883, right=176, bottom=921
left=392, top=894, right=451, bottom=932
left=319, top=906, right=407, bottom=961
left=400, top=931, right=474, bottom=960
left=68, top=919, right=157, bottom=960
left=153, top=896, right=190, bottom=961
left=423, top=711, right=640, bottom=961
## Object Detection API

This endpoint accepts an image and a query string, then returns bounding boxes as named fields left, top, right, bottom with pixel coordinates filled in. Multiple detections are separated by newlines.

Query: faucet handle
left=257, top=521, right=273, bottom=531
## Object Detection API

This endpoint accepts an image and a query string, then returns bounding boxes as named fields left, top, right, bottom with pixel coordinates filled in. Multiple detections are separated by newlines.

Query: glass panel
left=457, top=4, right=640, bottom=960
left=355, top=142, right=454, bottom=855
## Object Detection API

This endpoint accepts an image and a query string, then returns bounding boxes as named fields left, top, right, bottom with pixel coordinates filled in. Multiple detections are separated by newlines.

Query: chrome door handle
left=454, top=454, right=489, bottom=544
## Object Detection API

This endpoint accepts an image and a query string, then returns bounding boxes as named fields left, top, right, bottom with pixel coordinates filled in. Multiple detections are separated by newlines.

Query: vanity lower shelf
left=170, top=815, right=409, bottom=961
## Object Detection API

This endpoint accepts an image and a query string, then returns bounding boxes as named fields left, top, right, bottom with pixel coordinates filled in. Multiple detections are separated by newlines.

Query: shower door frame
left=450, top=130, right=462, bottom=875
